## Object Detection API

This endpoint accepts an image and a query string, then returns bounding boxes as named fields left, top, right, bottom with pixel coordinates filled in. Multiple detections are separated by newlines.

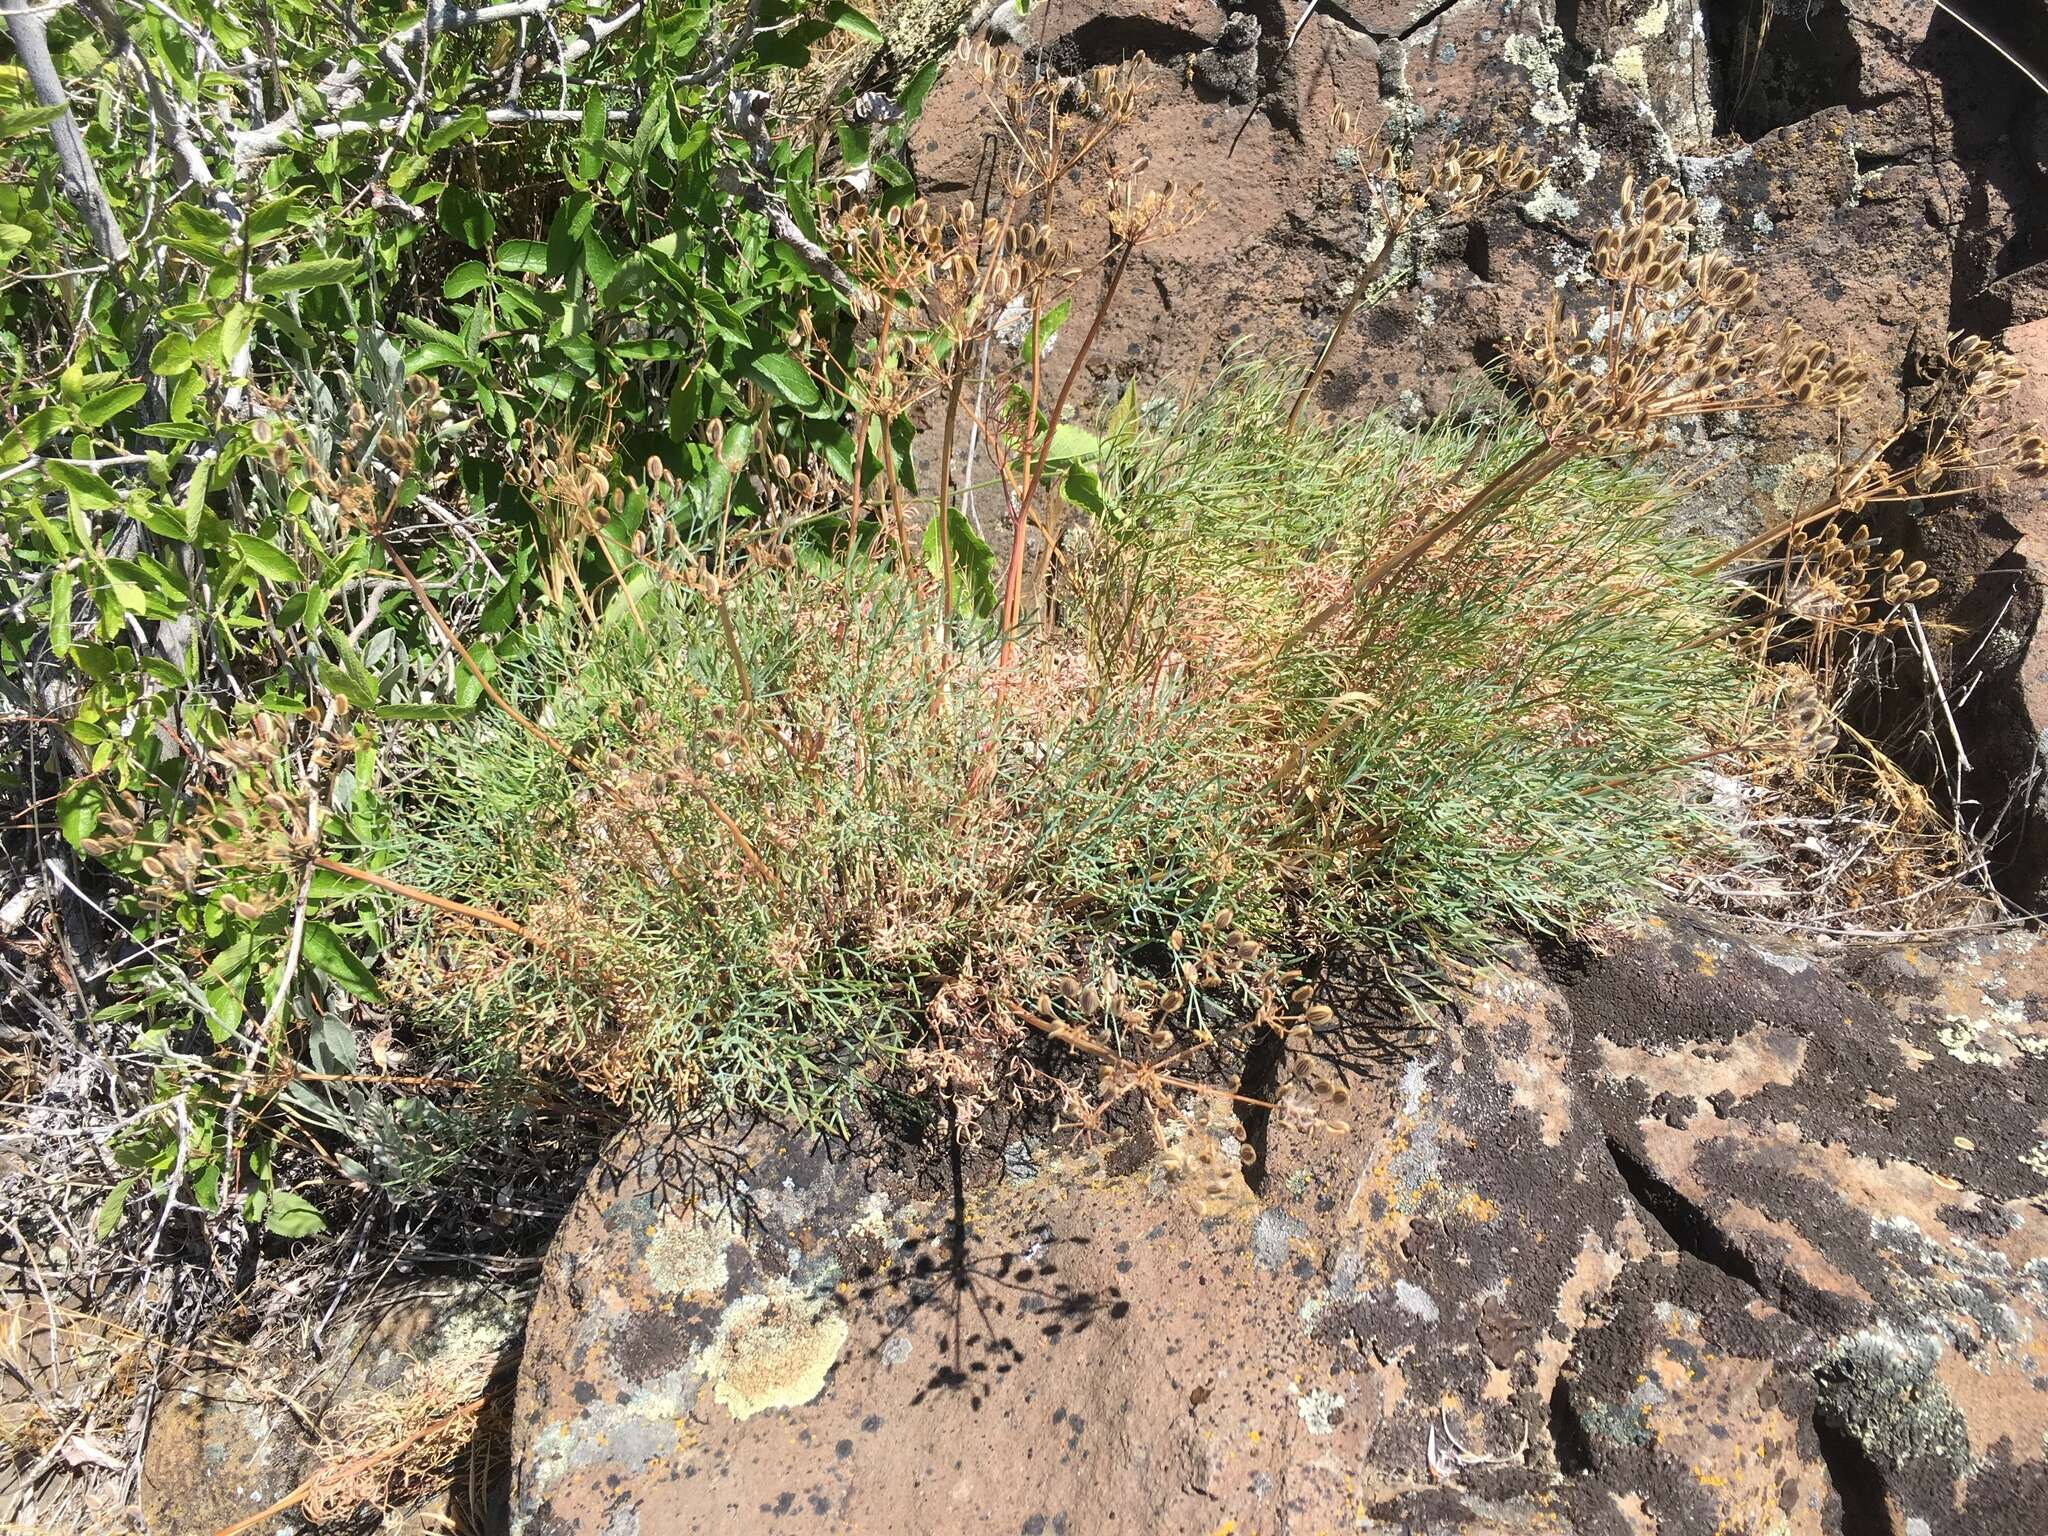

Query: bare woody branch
left=3, top=0, right=130, bottom=263
left=230, top=0, right=644, bottom=164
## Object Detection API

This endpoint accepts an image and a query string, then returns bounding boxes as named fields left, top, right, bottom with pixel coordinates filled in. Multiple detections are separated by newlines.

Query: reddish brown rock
left=510, top=913, right=2048, bottom=1535
left=508, top=961, right=1660, bottom=1534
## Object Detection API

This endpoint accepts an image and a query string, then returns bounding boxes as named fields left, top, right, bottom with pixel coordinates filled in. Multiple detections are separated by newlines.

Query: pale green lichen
left=1937, top=1021, right=2005, bottom=1068
left=645, top=1209, right=738, bottom=1296
left=1503, top=30, right=1577, bottom=128
left=697, top=1283, right=850, bottom=1420
left=1297, top=1388, right=1345, bottom=1436
left=1813, top=1328, right=1974, bottom=1477
left=524, top=1365, right=696, bottom=1496
left=1523, top=178, right=1582, bottom=223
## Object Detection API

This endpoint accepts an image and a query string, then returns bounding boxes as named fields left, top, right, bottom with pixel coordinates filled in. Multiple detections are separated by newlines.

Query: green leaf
left=218, top=303, right=256, bottom=368
left=317, top=659, right=373, bottom=710
left=323, top=632, right=381, bottom=710
left=405, top=340, right=469, bottom=374
left=263, top=1189, right=327, bottom=1238
left=182, top=459, right=210, bottom=540
left=169, top=203, right=235, bottom=244
left=1102, top=380, right=1141, bottom=443
left=546, top=195, right=592, bottom=279
left=47, top=460, right=118, bottom=508
left=251, top=257, right=357, bottom=295
left=443, top=260, right=490, bottom=300
left=1043, top=421, right=1102, bottom=463
left=1062, top=459, right=1104, bottom=514
left=1029, top=299, right=1072, bottom=359
left=95, top=1177, right=136, bottom=1240
left=836, top=120, right=872, bottom=170
left=148, top=332, right=196, bottom=377
left=699, top=419, right=754, bottom=519
left=231, top=533, right=302, bottom=583
left=3, top=407, right=65, bottom=461
left=79, top=383, right=145, bottom=428
left=169, top=369, right=203, bottom=421
left=422, top=105, right=488, bottom=155
left=825, top=1, right=884, bottom=42
left=495, top=239, right=549, bottom=275
left=749, top=352, right=821, bottom=409
left=245, top=195, right=308, bottom=244
left=581, top=229, right=619, bottom=292
left=301, top=921, right=379, bottom=999
left=0, top=104, right=67, bottom=140
left=438, top=186, right=496, bottom=250
left=48, top=569, right=73, bottom=654
left=554, top=332, right=597, bottom=373
left=922, top=504, right=997, bottom=616
left=898, top=51, right=947, bottom=124
left=55, top=782, right=96, bottom=847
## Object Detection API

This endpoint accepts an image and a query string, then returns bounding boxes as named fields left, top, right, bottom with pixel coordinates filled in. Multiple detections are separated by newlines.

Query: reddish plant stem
left=998, top=237, right=1136, bottom=665
left=310, top=855, right=543, bottom=945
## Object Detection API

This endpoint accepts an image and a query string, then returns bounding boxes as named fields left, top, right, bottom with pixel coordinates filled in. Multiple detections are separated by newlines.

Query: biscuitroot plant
left=1683, top=333, right=2048, bottom=931
left=381, top=172, right=2044, bottom=1156
left=821, top=43, right=1213, bottom=656
left=1289, top=117, right=1543, bottom=429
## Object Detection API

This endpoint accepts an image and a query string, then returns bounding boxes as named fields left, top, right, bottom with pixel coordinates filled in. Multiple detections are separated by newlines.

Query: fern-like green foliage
left=1097, top=369, right=1742, bottom=959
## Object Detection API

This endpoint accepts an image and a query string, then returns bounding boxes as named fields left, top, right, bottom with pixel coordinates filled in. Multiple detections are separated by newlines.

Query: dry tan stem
left=1288, top=232, right=1400, bottom=432
left=207, top=1393, right=491, bottom=1536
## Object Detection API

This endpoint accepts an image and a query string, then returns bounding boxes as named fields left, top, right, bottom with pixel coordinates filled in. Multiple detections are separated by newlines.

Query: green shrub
left=0, top=0, right=896, bottom=1232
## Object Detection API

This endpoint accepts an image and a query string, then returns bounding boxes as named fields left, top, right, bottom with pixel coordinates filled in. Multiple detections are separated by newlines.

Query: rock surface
left=140, top=1277, right=530, bottom=1535
left=509, top=910, right=2048, bottom=1533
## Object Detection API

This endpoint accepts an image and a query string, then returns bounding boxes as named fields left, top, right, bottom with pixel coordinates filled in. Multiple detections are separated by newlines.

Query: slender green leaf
left=231, top=533, right=303, bottom=583
left=252, top=257, right=357, bottom=295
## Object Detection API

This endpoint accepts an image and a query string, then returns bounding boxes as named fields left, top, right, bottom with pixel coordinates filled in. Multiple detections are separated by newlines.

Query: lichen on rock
left=1814, top=1325, right=1976, bottom=1478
